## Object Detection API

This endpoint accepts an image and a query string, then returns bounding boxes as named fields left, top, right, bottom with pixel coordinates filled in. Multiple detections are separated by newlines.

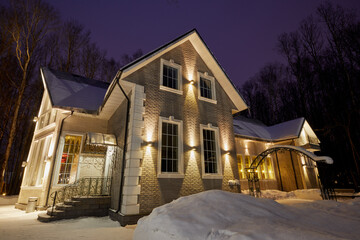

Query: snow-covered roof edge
left=40, top=67, right=109, bottom=114
left=233, top=117, right=306, bottom=142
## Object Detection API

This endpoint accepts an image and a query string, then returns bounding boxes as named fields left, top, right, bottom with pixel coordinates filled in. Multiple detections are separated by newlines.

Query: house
left=16, top=29, right=330, bottom=225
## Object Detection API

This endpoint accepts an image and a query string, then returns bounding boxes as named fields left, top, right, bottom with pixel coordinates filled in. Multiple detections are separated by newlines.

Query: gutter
left=45, top=111, right=73, bottom=206
left=114, top=71, right=131, bottom=214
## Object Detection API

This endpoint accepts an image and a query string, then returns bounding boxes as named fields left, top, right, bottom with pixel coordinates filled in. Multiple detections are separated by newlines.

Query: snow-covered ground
left=0, top=205, right=134, bottom=240
left=1, top=190, right=359, bottom=240
left=134, top=190, right=360, bottom=240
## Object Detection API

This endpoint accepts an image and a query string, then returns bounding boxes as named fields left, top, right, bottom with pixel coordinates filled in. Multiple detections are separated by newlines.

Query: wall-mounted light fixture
left=190, top=80, right=195, bottom=85
left=33, top=117, right=38, bottom=122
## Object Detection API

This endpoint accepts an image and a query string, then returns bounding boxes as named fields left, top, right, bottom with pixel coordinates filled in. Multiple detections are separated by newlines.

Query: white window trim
left=157, top=116, right=184, bottom=178
left=160, top=58, right=183, bottom=95
left=198, top=72, right=217, bottom=104
left=53, top=132, right=85, bottom=186
left=35, top=135, right=52, bottom=186
left=200, top=124, right=222, bottom=179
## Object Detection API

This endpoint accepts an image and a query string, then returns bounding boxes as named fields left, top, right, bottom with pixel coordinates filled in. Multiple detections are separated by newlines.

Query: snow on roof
left=233, top=116, right=305, bottom=141
left=41, top=67, right=109, bottom=113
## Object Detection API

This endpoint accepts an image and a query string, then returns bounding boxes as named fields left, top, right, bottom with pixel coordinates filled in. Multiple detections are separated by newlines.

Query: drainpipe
left=114, top=71, right=131, bottom=214
left=45, top=111, right=73, bottom=206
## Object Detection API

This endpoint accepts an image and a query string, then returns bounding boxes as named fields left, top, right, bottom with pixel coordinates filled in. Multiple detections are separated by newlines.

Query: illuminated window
left=158, top=116, right=184, bottom=178
left=266, top=157, right=275, bottom=179
left=198, top=72, right=216, bottom=104
left=57, top=135, right=82, bottom=184
left=239, top=154, right=275, bottom=180
left=245, top=155, right=274, bottom=180
left=237, top=155, right=246, bottom=179
left=160, top=59, right=182, bottom=95
left=245, top=155, right=251, bottom=172
left=200, top=124, right=222, bottom=178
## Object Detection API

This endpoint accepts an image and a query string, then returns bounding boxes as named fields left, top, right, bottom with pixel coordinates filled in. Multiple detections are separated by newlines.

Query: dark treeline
left=240, top=2, right=360, bottom=190
left=0, top=0, right=142, bottom=195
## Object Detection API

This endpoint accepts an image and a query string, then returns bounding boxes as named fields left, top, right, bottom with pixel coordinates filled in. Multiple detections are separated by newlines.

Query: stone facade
left=122, top=40, right=240, bottom=214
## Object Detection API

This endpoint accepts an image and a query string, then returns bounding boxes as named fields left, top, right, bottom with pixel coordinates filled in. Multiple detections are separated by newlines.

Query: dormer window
left=160, top=59, right=183, bottom=95
left=198, top=72, right=216, bottom=104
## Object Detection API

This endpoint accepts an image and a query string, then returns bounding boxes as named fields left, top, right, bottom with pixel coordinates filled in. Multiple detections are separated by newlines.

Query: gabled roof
left=233, top=116, right=306, bottom=142
left=113, top=29, right=248, bottom=113
left=40, top=67, right=109, bottom=114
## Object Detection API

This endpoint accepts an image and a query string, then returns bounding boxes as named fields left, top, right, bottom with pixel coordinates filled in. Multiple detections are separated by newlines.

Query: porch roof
left=40, top=67, right=109, bottom=114
left=233, top=116, right=305, bottom=142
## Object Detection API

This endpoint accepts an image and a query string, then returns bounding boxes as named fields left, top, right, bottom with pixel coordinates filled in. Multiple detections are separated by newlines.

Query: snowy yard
left=1, top=190, right=360, bottom=240
left=0, top=205, right=134, bottom=240
left=134, top=190, right=360, bottom=240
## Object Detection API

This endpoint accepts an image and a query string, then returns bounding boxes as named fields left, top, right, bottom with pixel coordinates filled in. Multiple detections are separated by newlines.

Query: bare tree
left=0, top=0, right=58, bottom=193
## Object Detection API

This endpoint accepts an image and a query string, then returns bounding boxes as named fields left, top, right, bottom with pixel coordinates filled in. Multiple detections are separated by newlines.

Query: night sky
left=48, top=0, right=360, bottom=87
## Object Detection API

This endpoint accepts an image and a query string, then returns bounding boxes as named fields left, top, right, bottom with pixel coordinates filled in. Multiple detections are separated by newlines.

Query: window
left=37, top=92, right=57, bottom=131
left=57, top=135, right=82, bottom=184
left=198, top=72, right=216, bottom=104
left=240, top=155, right=274, bottom=180
left=200, top=124, right=222, bottom=178
left=237, top=155, right=246, bottom=179
left=158, top=116, right=183, bottom=178
left=160, top=59, right=182, bottom=95
left=200, top=77, right=212, bottom=99
left=37, top=109, right=57, bottom=130
left=163, top=65, right=178, bottom=89
left=24, top=135, right=52, bottom=186
left=237, top=155, right=251, bottom=179
left=161, top=122, right=178, bottom=172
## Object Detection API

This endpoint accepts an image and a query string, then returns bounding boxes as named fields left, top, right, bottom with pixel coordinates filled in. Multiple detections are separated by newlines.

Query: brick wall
left=123, top=40, right=240, bottom=214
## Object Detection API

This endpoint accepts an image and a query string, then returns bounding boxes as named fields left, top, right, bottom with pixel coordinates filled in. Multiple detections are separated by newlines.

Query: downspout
left=45, top=111, right=74, bottom=206
left=114, top=71, right=131, bottom=214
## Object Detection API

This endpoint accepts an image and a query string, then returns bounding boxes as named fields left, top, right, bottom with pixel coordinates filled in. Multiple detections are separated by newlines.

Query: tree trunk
left=0, top=71, right=27, bottom=194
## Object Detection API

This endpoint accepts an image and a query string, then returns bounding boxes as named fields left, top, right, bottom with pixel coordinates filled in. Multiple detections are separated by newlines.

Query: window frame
left=160, top=59, right=183, bottom=95
left=53, top=132, right=84, bottom=186
left=200, top=124, right=222, bottom=179
left=198, top=72, right=217, bottom=104
left=157, top=116, right=184, bottom=178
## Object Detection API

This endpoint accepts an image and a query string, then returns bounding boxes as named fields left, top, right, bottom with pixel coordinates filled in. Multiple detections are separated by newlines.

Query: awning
left=85, top=132, right=117, bottom=146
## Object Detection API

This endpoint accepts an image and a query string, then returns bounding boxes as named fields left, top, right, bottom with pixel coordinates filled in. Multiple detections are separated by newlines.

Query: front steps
left=38, top=196, right=110, bottom=222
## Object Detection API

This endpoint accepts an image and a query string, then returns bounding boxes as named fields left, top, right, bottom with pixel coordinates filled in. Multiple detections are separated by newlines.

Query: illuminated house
left=17, top=29, right=322, bottom=225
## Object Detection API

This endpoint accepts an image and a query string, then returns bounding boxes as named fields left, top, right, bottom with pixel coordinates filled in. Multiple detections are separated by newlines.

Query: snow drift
left=134, top=190, right=360, bottom=240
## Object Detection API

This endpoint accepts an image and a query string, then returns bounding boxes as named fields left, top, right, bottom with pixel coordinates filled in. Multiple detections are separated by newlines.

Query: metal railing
left=50, top=177, right=111, bottom=208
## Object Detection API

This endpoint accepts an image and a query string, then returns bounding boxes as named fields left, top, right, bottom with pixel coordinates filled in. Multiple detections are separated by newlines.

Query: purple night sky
left=48, top=0, right=360, bottom=87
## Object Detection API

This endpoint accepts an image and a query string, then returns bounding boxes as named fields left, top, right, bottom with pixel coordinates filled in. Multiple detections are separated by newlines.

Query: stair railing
left=49, top=177, right=111, bottom=207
